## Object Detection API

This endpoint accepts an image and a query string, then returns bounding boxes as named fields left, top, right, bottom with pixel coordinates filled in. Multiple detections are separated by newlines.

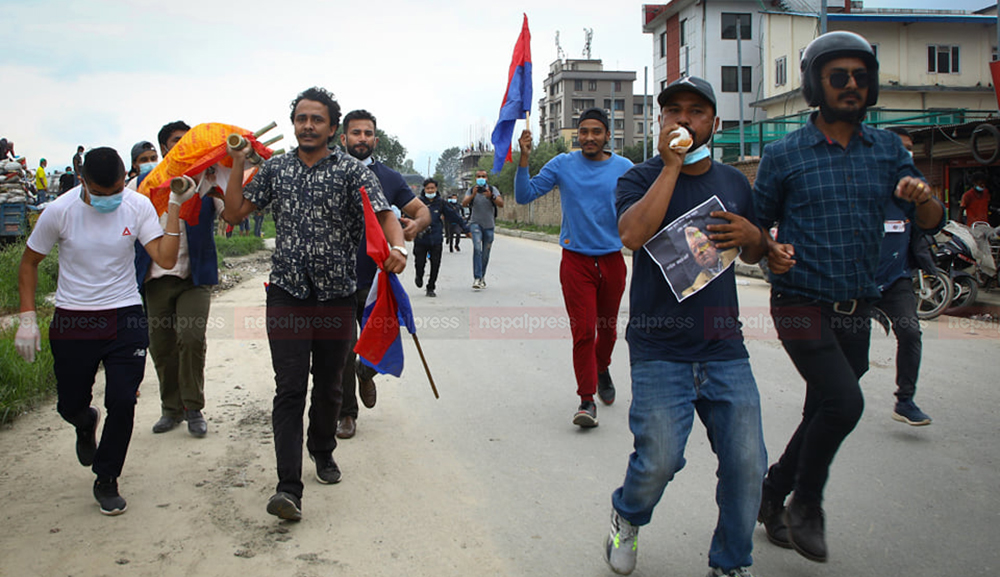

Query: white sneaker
left=473, top=278, right=483, bottom=289
left=480, top=278, right=487, bottom=288
left=707, top=567, right=755, bottom=577
left=605, top=508, right=639, bottom=575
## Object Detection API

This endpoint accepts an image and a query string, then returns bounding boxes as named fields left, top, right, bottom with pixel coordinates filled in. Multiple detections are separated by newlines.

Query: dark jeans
left=447, top=224, right=462, bottom=251
left=873, top=278, right=922, bottom=402
left=266, top=285, right=354, bottom=498
left=413, top=242, right=443, bottom=290
left=50, top=306, right=148, bottom=479
left=763, top=293, right=871, bottom=505
left=338, top=286, right=376, bottom=421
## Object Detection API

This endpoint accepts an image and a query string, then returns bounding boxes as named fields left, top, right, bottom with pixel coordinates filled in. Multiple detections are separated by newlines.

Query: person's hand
left=657, top=121, right=686, bottom=168
left=226, top=138, right=251, bottom=162
left=894, top=176, right=933, bottom=205
left=706, top=211, right=760, bottom=250
left=518, top=130, right=533, bottom=156
left=400, top=217, right=419, bottom=242
left=383, top=250, right=406, bottom=274
left=15, top=311, right=41, bottom=363
left=767, top=242, right=796, bottom=274
left=169, top=175, right=197, bottom=206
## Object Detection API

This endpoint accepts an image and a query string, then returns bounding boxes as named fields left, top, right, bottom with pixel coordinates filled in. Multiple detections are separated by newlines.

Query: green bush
left=496, top=219, right=560, bottom=236
left=214, top=234, right=264, bottom=264
left=0, top=240, right=59, bottom=314
left=0, top=315, right=56, bottom=424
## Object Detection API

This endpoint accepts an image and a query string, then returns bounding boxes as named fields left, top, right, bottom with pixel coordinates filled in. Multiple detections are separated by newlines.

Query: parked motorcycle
left=910, top=233, right=953, bottom=320
left=933, top=221, right=999, bottom=308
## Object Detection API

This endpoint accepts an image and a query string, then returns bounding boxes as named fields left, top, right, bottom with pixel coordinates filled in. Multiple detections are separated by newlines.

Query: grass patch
left=214, top=234, right=264, bottom=266
left=0, top=240, right=59, bottom=314
left=0, top=315, right=56, bottom=424
left=496, top=219, right=561, bottom=236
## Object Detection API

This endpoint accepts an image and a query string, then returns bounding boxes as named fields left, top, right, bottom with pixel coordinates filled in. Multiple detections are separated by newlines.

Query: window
left=614, top=138, right=624, bottom=150
left=659, top=32, right=666, bottom=57
left=928, top=45, right=960, bottom=74
left=660, top=80, right=667, bottom=91
left=633, top=103, right=645, bottom=115
left=614, top=118, right=625, bottom=130
left=614, top=81, right=623, bottom=92
left=680, top=19, right=687, bottom=46
left=572, top=118, right=580, bottom=128
left=993, top=45, right=998, bottom=62
left=574, top=79, right=583, bottom=91
left=721, top=13, right=751, bottom=40
left=775, top=56, right=787, bottom=86
left=721, top=121, right=741, bottom=130
left=721, top=66, right=752, bottom=92
left=589, top=80, right=598, bottom=91
left=602, top=99, right=625, bottom=111
left=572, top=98, right=595, bottom=111
left=870, top=44, right=878, bottom=60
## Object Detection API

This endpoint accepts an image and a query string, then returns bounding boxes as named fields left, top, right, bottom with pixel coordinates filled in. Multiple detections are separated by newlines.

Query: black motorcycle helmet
left=800, top=31, right=879, bottom=107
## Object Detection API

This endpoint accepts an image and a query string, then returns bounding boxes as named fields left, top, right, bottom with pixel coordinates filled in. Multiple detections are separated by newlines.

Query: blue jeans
left=611, top=358, right=766, bottom=571
left=470, top=224, right=495, bottom=280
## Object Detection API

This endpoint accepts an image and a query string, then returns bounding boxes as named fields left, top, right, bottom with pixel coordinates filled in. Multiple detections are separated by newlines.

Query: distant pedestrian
left=15, top=146, right=192, bottom=516
left=253, top=209, right=265, bottom=237
left=58, top=167, right=75, bottom=195
left=413, top=178, right=469, bottom=297
left=73, top=145, right=85, bottom=182
left=462, top=169, right=504, bottom=289
left=35, top=158, right=48, bottom=193
left=961, top=171, right=990, bottom=225
left=446, top=194, right=466, bottom=252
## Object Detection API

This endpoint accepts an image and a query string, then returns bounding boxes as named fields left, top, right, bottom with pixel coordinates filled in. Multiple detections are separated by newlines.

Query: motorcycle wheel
left=951, top=275, right=979, bottom=309
left=914, top=269, right=953, bottom=320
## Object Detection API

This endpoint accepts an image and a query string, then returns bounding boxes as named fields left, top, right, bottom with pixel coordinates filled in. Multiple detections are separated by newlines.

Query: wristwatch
left=390, top=245, right=408, bottom=257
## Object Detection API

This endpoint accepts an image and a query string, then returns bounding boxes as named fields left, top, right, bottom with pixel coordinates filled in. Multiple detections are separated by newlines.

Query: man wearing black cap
left=127, top=141, right=158, bottom=187
left=605, top=76, right=769, bottom=577
left=515, top=107, right=633, bottom=428
left=754, top=32, right=944, bottom=563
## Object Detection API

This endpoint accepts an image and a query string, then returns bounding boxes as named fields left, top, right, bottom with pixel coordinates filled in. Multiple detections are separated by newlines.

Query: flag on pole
left=490, top=13, right=532, bottom=173
left=354, top=187, right=416, bottom=377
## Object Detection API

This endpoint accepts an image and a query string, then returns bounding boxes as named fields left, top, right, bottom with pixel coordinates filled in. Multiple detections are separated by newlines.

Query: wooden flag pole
left=411, top=334, right=439, bottom=399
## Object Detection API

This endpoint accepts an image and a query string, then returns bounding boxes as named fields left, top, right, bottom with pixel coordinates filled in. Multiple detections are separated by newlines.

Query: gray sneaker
left=604, top=508, right=639, bottom=575
left=707, top=567, right=755, bottom=577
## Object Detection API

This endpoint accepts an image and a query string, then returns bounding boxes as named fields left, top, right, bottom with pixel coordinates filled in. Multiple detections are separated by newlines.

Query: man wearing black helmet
left=754, top=32, right=945, bottom=563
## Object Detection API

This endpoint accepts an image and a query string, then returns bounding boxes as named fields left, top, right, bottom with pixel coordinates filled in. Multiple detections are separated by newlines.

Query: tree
left=399, top=159, right=417, bottom=174
left=476, top=137, right=570, bottom=197
left=434, top=147, right=462, bottom=188
left=621, top=138, right=656, bottom=164
left=374, top=130, right=407, bottom=171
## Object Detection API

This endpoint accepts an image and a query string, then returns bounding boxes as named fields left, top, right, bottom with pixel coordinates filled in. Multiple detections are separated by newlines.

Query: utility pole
left=644, top=66, right=649, bottom=162
left=736, top=17, right=746, bottom=161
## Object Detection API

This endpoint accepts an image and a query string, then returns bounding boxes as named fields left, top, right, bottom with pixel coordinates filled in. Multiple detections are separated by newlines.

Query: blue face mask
left=426, top=193, right=437, bottom=199
left=975, top=185, right=985, bottom=192
left=138, top=161, right=157, bottom=176
left=476, top=178, right=487, bottom=187
left=682, top=144, right=711, bottom=165
left=87, top=188, right=124, bottom=213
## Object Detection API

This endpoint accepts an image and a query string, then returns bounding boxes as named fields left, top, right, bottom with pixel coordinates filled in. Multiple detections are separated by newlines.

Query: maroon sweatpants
left=559, top=249, right=627, bottom=401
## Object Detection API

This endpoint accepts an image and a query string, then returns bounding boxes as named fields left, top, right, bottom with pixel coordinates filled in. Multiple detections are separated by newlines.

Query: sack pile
left=1, top=159, right=29, bottom=203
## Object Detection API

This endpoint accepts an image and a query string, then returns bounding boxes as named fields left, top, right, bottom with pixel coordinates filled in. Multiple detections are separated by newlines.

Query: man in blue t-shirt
left=515, top=107, right=633, bottom=427
left=335, top=109, right=430, bottom=440
left=604, top=76, right=769, bottom=577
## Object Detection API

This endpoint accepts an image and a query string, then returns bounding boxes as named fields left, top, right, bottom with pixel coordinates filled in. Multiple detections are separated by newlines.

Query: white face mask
left=426, top=193, right=437, bottom=199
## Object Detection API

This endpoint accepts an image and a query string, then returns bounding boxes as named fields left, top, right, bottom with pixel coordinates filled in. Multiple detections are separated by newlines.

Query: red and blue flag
left=491, top=13, right=532, bottom=173
left=354, top=187, right=416, bottom=377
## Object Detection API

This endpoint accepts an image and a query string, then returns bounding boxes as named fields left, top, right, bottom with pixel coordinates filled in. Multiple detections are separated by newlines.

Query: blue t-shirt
left=356, top=161, right=416, bottom=289
left=515, top=151, right=633, bottom=256
left=616, top=157, right=754, bottom=363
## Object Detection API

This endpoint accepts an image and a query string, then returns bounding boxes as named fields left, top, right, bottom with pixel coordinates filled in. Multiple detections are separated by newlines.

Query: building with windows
left=536, top=58, right=654, bottom=152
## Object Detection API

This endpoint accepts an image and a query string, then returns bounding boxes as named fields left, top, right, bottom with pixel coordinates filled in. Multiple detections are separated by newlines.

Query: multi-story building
left=537, top=59, right=650, bottom=152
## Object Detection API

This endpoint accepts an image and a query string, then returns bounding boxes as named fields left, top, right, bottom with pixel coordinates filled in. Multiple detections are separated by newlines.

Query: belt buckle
left=833, top=299, right=858, bottom=315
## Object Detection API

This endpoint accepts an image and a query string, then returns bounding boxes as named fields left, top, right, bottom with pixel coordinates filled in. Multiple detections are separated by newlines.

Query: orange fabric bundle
left=137, top=122, right=273, bottom=224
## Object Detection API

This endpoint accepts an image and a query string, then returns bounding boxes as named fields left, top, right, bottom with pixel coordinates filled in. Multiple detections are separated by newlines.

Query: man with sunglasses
left=754, top=31, right=944, bottom=563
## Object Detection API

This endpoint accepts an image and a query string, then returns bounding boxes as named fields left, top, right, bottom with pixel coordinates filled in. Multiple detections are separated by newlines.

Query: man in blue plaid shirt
left=753, top=32, right=944, bottom=564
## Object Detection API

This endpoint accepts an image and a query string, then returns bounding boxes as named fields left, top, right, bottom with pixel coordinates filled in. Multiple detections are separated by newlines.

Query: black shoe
left=573, top=401, right=598, bottom=428
left=415, top=276, right=423, bottom=288
left=266, top=491, right=302, bottom=521
left=152, top=415, right=182, bottom=434
left=76, top=406, right=101, bottom=467
left=93, top=477, right=127, bottom=516
left=784, top=497, right=828, bottom=562
left=597, top=371, right=616, bottom=405
left=310, top=453, right=342, bottom=484
left=185, top=410, right=208, bottom=438
left=758, top=487, right=792, bottom=549
left=426, top=288, right=436, bottom=297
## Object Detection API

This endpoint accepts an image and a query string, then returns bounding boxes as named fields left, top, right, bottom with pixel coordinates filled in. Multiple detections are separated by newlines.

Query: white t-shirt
left=27, top=185, right=163, bottom=310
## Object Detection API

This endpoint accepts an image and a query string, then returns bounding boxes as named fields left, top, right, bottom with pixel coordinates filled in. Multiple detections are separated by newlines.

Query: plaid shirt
left=754, top=114, right=923, bottom=302
left=244, top=147, right=389, bottom=300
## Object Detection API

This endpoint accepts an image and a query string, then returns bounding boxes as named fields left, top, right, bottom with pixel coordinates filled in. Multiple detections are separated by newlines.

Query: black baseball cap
left=579, top=107, right=610, bottom=130
left=657, top=76, right=717, bottom=113
left=130, top=141, right=155, bottom=164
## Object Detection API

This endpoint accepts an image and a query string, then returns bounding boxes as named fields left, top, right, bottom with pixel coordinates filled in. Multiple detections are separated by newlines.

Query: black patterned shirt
left=244, top=147, right=390, bottom=300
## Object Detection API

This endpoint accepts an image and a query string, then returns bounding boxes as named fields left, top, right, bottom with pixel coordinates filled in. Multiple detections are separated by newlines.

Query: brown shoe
left=358, top=373, right=377, bottom=409
left=336, top=416, right=356, bottom=439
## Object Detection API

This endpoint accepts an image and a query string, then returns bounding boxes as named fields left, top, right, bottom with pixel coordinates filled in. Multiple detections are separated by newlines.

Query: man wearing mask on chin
left=16, top=147, right=193, bottom=516
left=754, top=32, right=944, bottom=564
left=514, top=107, right=633, bottom=428
left=605, top=76, right=768, bottom=577
left=335, top=109, right=430, bottom=440
left=126, top=140, right=158, bottom=190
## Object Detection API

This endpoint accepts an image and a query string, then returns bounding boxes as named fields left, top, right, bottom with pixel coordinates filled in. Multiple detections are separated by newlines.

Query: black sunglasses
left=826, top=69, right=870, bottom=89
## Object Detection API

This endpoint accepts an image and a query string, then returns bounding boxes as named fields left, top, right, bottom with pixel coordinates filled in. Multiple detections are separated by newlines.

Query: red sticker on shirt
left=122, top=227, right=132, bottom=236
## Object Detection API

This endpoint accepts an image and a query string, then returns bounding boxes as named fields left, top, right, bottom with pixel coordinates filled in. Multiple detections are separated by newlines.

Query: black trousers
left=763, top=293, right=871, bottom=505
left=873, top=278, right=922, bottom=402
left=413, top=242, right=443, bottom=290
left=266, top=285, right=354, bottom=498
left=338, top=286, right=374, bottom=421
left=50, top=306, right=148, bottom=479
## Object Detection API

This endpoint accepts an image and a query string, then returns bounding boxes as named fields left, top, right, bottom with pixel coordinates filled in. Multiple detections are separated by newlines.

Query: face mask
left=426, top=193, right=437, bottom=199
left=476, top=178, right=486, bottom=187
left=138, top=161, right=157, bottom=176
left=89, top=190, right=124, bottom=213
left=682, top=145, right=711, bottom=165
left=975, top=185, right=985, bottom=191
left=906, top=150, right=914, bottom=158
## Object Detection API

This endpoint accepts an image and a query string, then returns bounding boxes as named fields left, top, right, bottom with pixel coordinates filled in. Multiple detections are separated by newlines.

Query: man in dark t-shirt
left=604, top=76, right=769, bottom=577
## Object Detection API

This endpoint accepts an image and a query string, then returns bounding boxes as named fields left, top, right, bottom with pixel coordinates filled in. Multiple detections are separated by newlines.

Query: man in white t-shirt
left=15, top=147, right=193, bottom=516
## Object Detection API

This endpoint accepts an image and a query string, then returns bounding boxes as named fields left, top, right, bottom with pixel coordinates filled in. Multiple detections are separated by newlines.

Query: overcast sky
left=2, top=0, right=993, bottom=176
